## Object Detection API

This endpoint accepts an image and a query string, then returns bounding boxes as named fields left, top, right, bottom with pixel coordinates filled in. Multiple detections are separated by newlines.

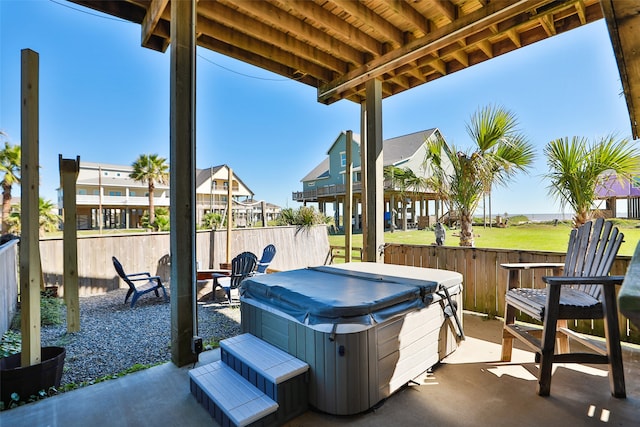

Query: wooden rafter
left=141, top=0, right=169, bottom=50
left=318, top=0, right=548, bottom=102
left=279, top=0, right=383, bottom=56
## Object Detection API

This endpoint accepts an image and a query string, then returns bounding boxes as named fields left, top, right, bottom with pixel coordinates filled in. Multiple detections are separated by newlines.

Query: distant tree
left=201, top=212, right=224, bottom=229
left=6, top=198, right=60, bottom=236
left=129, top=154, right=169, bottom=231
left=425, top=105, right=535, bottom=246
left=544, top=135, right=640, bottom=227
left=141, top=207, right=170, bottom=232
left=276, top=207, right=332, bottom=228
left=0, top=138, right=21, bottom=234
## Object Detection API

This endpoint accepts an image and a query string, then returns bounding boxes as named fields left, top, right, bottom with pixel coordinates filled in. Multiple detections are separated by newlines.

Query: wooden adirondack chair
left=212, top=251, right=257, bottom=304
left=112, top=256, right=168, bottom=308
left=255, top=244, right=276, bottom=274
left=500, top=218, right=626, bottom=397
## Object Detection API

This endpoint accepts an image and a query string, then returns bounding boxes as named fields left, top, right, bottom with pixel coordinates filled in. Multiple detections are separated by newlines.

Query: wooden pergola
left=56, top=0, right=640, bottom=366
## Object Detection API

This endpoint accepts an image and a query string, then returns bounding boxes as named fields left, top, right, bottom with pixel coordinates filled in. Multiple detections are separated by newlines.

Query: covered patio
left=3, top=313, right=640, bottom=426
left=8, top=1, right=640, bottom=424
left=57, top=0, right=640, bottom=367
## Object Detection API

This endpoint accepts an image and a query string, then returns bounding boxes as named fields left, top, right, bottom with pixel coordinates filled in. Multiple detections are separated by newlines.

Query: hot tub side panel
left=241, top=303, right=372, bottom=415
left=241, top=287, right=462, bottom=416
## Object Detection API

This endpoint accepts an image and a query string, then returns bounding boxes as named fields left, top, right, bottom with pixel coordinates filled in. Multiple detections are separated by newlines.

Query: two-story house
left=292, top=129, right=449, bottom=230
left=63, top=162, right=279, bottom=230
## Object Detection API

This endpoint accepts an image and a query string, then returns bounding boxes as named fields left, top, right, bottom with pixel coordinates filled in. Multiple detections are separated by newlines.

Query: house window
left=340, top=152, right=346, bottom=167
left=130, top=191, right=136, bottom=196
left=354, top=172, right=361, bottom=182
left=212, top=181, right=217, bottom=190
left=223, top=182, right=228, bottom=190
left=78, top=189, right=87, bottom=195
left=109, top=191, right=122, bottom=196
left=632, top=176, right=640, bottom=188
left=308, top=182, right=315, bottom=187
left=92, top=190, right=99, bottom=195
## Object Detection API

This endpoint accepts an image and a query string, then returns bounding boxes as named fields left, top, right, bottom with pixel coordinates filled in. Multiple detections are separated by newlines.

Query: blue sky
left=1, top=0, right=634, bottom=217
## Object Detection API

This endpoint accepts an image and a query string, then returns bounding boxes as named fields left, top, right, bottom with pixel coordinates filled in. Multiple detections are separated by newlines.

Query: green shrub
left=0, top=330, right=21, bottom=358
left=10, top=296, right=64, bottom=329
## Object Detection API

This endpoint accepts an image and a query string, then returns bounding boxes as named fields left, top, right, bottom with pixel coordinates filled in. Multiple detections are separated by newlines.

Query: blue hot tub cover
left=240, top=263, right=462, bottom=326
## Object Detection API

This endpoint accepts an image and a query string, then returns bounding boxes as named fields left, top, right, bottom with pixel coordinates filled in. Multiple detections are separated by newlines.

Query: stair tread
left=190, top=360, right=277, bottom=427
left=222, top=333, right=309, bottom=383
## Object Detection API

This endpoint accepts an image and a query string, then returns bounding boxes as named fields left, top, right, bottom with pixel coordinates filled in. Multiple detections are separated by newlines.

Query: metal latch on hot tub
left=437, top=285, right=465, bottom=340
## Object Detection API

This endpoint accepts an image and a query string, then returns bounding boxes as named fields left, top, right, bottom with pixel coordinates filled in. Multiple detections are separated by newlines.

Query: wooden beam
left=141, top=0, right=169, bottom=51
left=477, top=39, right=494, bottom=58
left=198, top=35, right=321, bottom=89
left=451, top=49, right=469, bottom=67
left=59, top=155, right=81, bottom=333
left=505, top=28, right=522, bottom=48
left=20, top=49, right=41, bottom=367
left=318, top=0, right=545, bottom=103
left=330, top=0, right=405, bottom=46
left=170, top=0, right=196, bottom=367
left=197, top=6, right=348, bottom=73
left=218, top=0, right=365, bottom=64
left=539, top=14, right=557, bottom=37
left=381, top=0, right=431, bottom=34
left=430, top=0, right=457, bottom=23
left=601, top=0, right=640, bottom=139
left=279, top=0, right=383, bottom=56
left=362, top=79, right=384, bottom=263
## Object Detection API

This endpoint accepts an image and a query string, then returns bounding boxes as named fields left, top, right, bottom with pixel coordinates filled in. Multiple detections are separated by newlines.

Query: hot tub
left=239, top=262, right=463, bottom=415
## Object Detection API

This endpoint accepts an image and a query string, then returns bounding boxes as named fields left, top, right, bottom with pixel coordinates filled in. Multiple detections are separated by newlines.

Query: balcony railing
left=292, top=183, right=365, bottom=201
left=75, top=194, right=170, bottom=207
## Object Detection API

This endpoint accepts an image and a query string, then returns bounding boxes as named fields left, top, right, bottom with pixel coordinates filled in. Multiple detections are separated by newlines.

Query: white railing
left=0, top=239, right=19, bottom=334
left=75, top=194, right=170, bottom=207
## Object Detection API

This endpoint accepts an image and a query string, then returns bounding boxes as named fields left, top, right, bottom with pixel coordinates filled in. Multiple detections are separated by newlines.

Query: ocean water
left=508, top=213, right=572, bottom=222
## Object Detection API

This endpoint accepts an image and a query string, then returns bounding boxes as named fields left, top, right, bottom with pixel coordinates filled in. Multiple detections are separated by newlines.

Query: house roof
left=302, top=129, right=438, bottom=182
left=195, top=164, right=255, bottom=197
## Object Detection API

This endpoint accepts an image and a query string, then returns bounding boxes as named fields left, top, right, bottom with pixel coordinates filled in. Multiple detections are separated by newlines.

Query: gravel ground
left=37, top=288, right=241, bottom=387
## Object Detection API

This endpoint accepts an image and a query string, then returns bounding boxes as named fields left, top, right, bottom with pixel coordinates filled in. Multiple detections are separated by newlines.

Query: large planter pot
left=0, top=346, right=65, bottom=405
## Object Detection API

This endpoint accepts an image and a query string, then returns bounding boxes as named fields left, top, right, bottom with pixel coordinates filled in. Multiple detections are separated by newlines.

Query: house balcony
left=75, top=194, right=171, bottom=207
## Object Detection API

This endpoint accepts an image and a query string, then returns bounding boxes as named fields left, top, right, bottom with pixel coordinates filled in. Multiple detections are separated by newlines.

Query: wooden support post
left=344, top=130, right=353, bottom=263
left=261, top=201, right=267, bottom=227
left=362, top=79, right=384, bottom=262
left=59, top=155, right=81, bottom=332
left=226, top=168, right=233, bottom=264
left=20, top=48, right=41, bottom=366
left=359, top=102, right=367, bottom=256
left=169, top=0, right=196, bottom=367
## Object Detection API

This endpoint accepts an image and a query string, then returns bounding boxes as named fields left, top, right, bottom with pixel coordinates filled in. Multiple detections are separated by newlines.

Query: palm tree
left=5, top=197, right=61, bottom=236
left=544, top=135, right=640, bottom=227
left=424, top=105, right=535, bottom=246
left=129, top=154, right=169, bottom=230
left=0, top=139, right=21, bottom=234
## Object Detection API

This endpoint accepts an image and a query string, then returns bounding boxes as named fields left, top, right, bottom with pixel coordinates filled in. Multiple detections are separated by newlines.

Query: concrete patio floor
left=2, top=312, right=639, bottom=427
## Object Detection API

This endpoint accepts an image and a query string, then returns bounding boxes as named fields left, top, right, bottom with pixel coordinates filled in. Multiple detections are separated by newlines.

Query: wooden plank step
left=221, top=333, right=309, bottom=384
left=189, top=360, right=277, bottom=427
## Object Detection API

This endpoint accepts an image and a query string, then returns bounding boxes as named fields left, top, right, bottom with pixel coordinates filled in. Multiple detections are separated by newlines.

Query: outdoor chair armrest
left=128, top=275, right=162, bottom=282
left=125, top=272, right=151, bottom=279
left=501, top=262, right=565, bottom=270
left=542, top=275, right=625, bottom=286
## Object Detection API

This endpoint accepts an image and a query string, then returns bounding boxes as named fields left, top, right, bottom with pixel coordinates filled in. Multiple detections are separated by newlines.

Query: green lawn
left=329, top=220, right=640, bottom=257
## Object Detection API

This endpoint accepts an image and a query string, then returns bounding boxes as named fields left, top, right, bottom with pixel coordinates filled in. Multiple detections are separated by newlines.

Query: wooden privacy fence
left=37, top=225, right=330, bottom=298
left=383, top=243, right=638, bottom=344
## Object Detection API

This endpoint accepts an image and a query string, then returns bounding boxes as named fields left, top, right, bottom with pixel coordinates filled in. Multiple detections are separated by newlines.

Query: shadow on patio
left=2, top=312, right=639, bottom=427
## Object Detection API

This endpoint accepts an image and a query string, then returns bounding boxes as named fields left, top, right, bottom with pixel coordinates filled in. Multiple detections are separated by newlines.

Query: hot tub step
left=190, top=360, right=278, bottom=427
left=221, top=333, right=309, bottom=423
